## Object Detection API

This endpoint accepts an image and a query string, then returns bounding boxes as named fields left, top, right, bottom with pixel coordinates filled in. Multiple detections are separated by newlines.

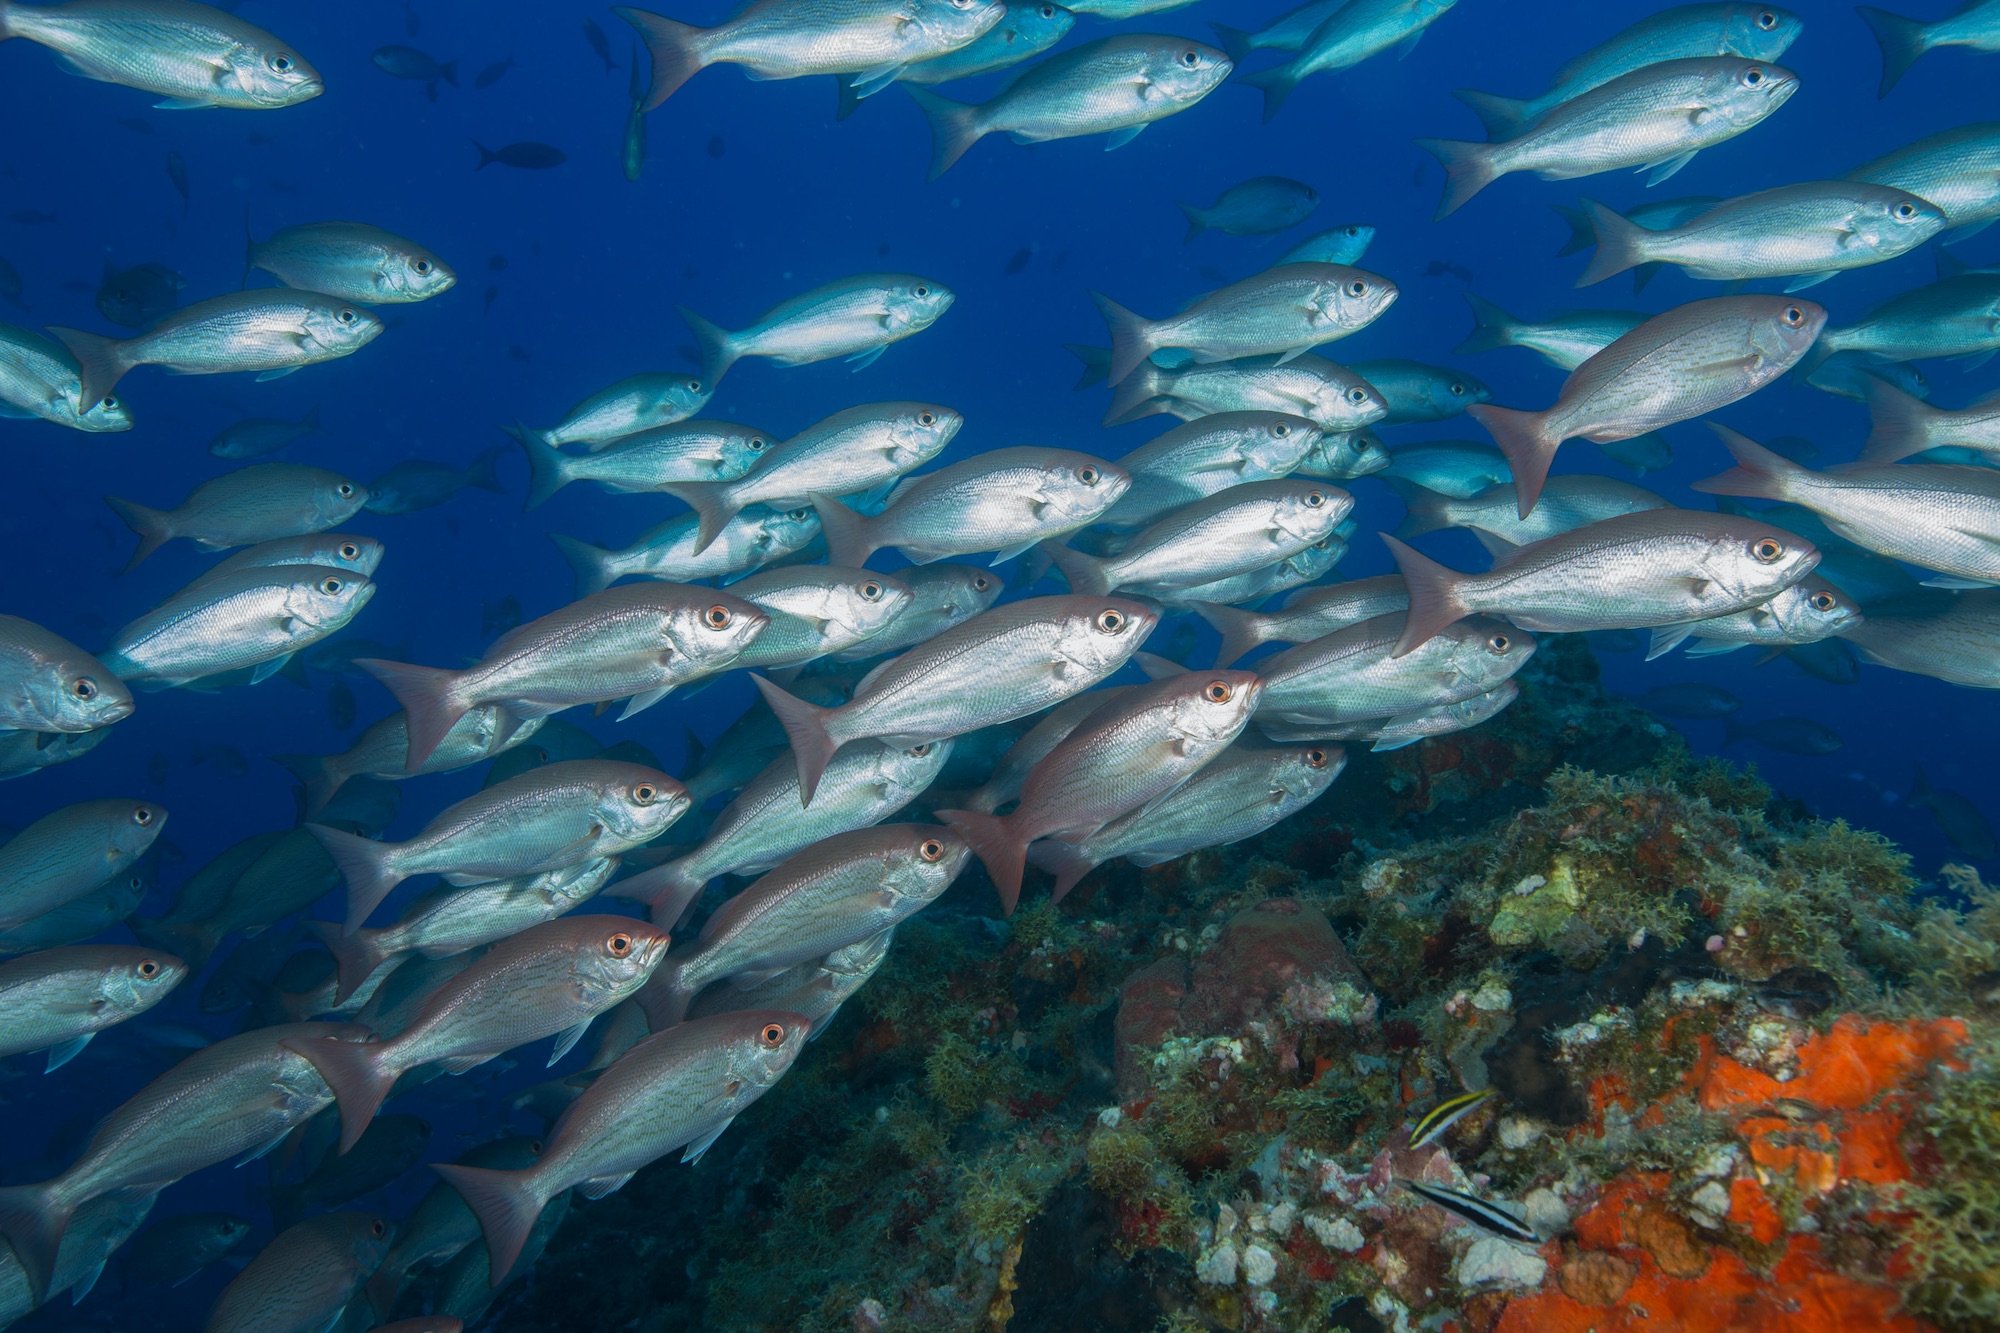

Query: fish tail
left=355, top=657, right=470, bottom=771
left=307, top=919, right=391, bottom=1005
left=1209, top=22, right=1255, bottom=63
left=1177, top=202, right=1207, bottom=243
left=750, top=674, right=841, bottom=807
left=1549, top=201, right=1595, bottom=256
left=635, top=962, right=694, bottom=1028
left=282, top=1033, right=392, bottom=1154
left=1632, top=261, right=1665, bottom=295
left=621, top=860, right=703, bottom=927
left=833, top=75, right=863, bottom=122
left=1574, top=198, right=1649, bottom=287
left=659, top=479, right=735, bottom=555
left=1452, top=86, right=1530, bottom=139
left=1859, top=375, right=1935, bottom=463
left=549, top=532, right=617, bottom=597
left=936, top=808, right=1027, bottom=915
left=1466, top=401, right=1558, bottom=517
left=509, top=423, right=572, bottom=509
left=1858, top=6, right=1930, bottom=96
left=0, top=1183, right=70, bottom=1307
left=675, top=304, right=739, bottom=388
left=273, top=751, right=345, bottom=818
left=905, top=85, right=983, bottom=180
left=1456, top=292, right=1520, bottom=355
left=431, top=1161, right=547, bottom=1289
left=471, top=140, right=497, bottom=170
left=1131, top=651, right=1186, bottom=681
left=811, top=492, right=879, bottom=567
left=1103, top=360, right=1167, bottom=425
left=1065, top=342, right=1110, bottom=390
left=1039, top=839, right=1098, bottom=906
left=1690, top=423, right=1805, bottom=505
left=1384, top=478, right=1455, bottom=539
left=1040, top=541, right=1113, bottom=598
left=1415, top=138, right=1500, bottom=220
left=464, top=444, right=506, bottom=493
left=614, top=7, right=708, bottom=111
left=1091, top=291, right=1158, bottom=386
left=1381, top=534, right=1472, bottom=657
left=306, top=823, right=405, bottom=935
left=49, top=326, right=131, bottom=416
left=1192, top=601, right=1268, bottom=668
left=103, top=494, right=173, bottom=571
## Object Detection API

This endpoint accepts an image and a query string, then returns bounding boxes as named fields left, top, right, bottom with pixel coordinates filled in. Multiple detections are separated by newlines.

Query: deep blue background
left=1, top=0, right=1995, bottom=1325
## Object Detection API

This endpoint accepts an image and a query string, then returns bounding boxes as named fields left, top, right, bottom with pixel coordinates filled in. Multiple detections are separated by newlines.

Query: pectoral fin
left=1640, top=151, right=1696, bottom=186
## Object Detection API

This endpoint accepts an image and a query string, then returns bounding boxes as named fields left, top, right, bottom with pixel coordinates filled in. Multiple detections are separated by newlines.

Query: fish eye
left=1744, top=66, right=1766, bottom=86
left=703, top=604, right=733, bottom=629
left=860, top=580, right=883, bottom=600
left=747, top=436, right=767, bottom=451
left=414, top=258, right=433, bottom=274
left=337, top=482, right=356, bottom=497
left=1782, top=306, right=1804, bottom=325
left=336, top=309, right=357, bottom=325
left=1346, top=387, right=1368, bottom=404
left=137, top=958, right=161, bottom=978
left=1758, top=10, right=1777, bottom=28
left=1202, top=680, right=1234, bottom=703
left=133, top=806, right=155, bottom=826
left=1344, top=226, right=1360, bottom=237
left=319, top=576, right=344, bottom=594
left=918, top=411, right=937, bottom=427
left=1095, top=608, right=1126, bottom=633
left=1181, top=50, right=1199, bottom=66
left=633, top=783, right=658, bottom=805
left=972, top=575, right=992, bottom=590
left=72, top=677, right=98, bottom=700
left=369, top=1219, right=388, bottom=1239
left=1040, top=2, right=1056, bottom=13
left=1271, top=422, right=1291, bottom=437
left=268, top=53, right=294, bottom=73
left=1894, top=201, right=1917, bottom=220
left=1752, top=537, right=1785, bottom=563
left=1304, top=490, right=1327, bottom=508
left=129, top=874, right=143, bottom=889
left=1306, top=748, right=1328, bottom=769
left=907, top=742, right=934, bottom=756
left=339, top=541, right=361, bottom=560
left=1450, top=382, right=1467, bottom=396
left=919, top=838, right=945, bottom=862
left=100, top=396, right=119, bottom=410
left=758, top=1022, right=787, bottom=1048
left=1488, top=632, right=1511, bottom=653
left=1809, top=591, right=1836, bottom=611
left=686, top=378, right=703, bottom=392
left=1346, top=280, right=1366, bottom=297
left=914, top=285, right=931, bottom=298
left=1079, top=465, right=1101, bottom=484
left=607, top=931, right=634, bottom=957
left=786, top=508, right=811, bottom=522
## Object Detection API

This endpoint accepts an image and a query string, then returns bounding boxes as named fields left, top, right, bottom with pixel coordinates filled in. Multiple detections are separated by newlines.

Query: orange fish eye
left=607, top=932, right=634, bottom=957
left=907, top=742, right=934, bottom=757
left=1095, top=609, right=1126, bottom=633
left=758, top=1022, right=787, bottom=1048
left=1304, top=491, right=1326, bottom=507
left=919, top=838, right=945, bottom=862
left=1753, top=537, right=1785, bottom=563
left=338, top=542, right=360, bottom=560
left=633, top=783, right=657, bottom=805
left=1203, top=680, right=1234, bottom=703
left=1783, top=306, right=1803, bottom=325
left=1078, top=465, right=1100, bottom=485
left=137, top=959, right=160, bottom=978
left=860, top=581, right=883, bottom=600
left=1809, top=591, right=1835, bottom=611
left=1306, top=748, right=1327, bottom=769
left=703, top=605, right=733, bottom=629
left=319, top=577, right=344, bottom=595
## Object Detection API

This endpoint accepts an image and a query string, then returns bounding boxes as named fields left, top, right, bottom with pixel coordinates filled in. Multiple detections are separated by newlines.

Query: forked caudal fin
left=1689, top=423, right=1807, bottom=505
left=612, top=7, right=712, bottom=111
left=282, top=1033, right=397, bottom=1155
left=1465, top=401, right=1558, bottom=517
left=1858, top=377, right=1938, bottom=464
left=658, top=478, right=737, bottom=555
left=354, top=657, right=470, bottom=772
left=0, top=1182, right=71, bottom=1308
left=432, top=1160, right=550, bottom=1290
left=549, top=533, right=619, bottom=598
left=509, top=424, right=573, bottom=509
left=1192, top=601, right=1267, bottom=668
left=749, top=674, right=842, bottom=807
left=1857, top=6, right=1932, bottom=97
left=307, top=919, right=393, bottom=1005
left=1415, top=138, right=1502, bottom=220
left=104, top=495, right=174, bottom=572
left=905, top=86, right=985, bottom=180
left=1090, top=291, right=1159, bottom=387
left=1453, top=86, right=1534, bottom=139
left=305, top=821, right=407, bottom=935
left=47, top=325, right=131, bottom=411
left=1039, top=541, right=1114, bottom=598
left=811, top=493, right=881, bottom=568
left=1572, top=199, right=1654, bottom=287
left=1379, top=534, right=1473, bottom=658
left=936, top=807, right=1028, bottom=916
left=675, top=304, right=740, bottom=390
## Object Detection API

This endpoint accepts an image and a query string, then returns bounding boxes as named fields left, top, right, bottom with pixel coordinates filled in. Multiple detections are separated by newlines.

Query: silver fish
left=1843, top=589, right=2000, bottom=687
left=1277, top=223, right=1375, bottom=266
left=204, top=1213, right=391, bottom=1333
left=1031, top=741, right=1344, bottom=901
left=1247, top=0, right=1460, bottom=120
left=284, top=915, right=670, bottom=1149
left=725, top=566, right=913, bottom=672
left=752, top=594, right=1157, bottom=802
left=434, top=1010, right=807, bottom=1285
left=517, top=419, right=770, bottom=507
left=0, top=945, right=186, bottom=1069
left=954, top=686, right=1133, bottom=815
left=1805, top=273, right=2000, bottom=366
left=1381, top=439, right=1512, bottom=498
left=0, top=320, right=131, bottom=432
left=1457, top=294, right=1642, bottom=372
left=309, top=760, right=689, bottom=932
left=618, top=0, right=1005, bottom=108
left=1336, top=682, right=1520, bottom=749
left=207, top=406, right=320, bottom=459
left=686, top=929, right=891, bottom=1028
left=939, top=669, right=1262, bottom=911
left=107, top=461, right=367, bottom=568
left=0, top=616, right=132, bottom=733
left=357, top=585, right=770, bottom=768
left=1468, top=294, right=1824, bottom=515
left=1421, top=57, right=1799, bottom=217
left=836, top=0, right=1073, bottom=108
left=1862, top=378, right=2000, bottom=464
left=642, top=824, right=967, bottom=1025
left=833, top=563, right=1002, bottom=658
left=1293, top=429, right=1390, bottom=481
left=552, top=506, right=821, bottom=596
left=1646, top=574, right=1861, bottom=659
left=1198, top=573, right=1410, bottom=667
left=1353, top=359, right=1492, bottom=423
left=279, top=709, right=543, bottom=816
left=1095, top=265, right=1396, bottom=385
left=1249, top=611, right=1534, bottom=734
left=1385, top=507, right=1819, bottom=653
left=1455, top=3, right=1802, bottom=137
left=1046, top=480, right=1351, bottom=596
left=817, top=446, right=1128, bottom=567
left=1139, top=534, right=1345, bottom=609
left=50, top=290, right=383, bottom=405
left=247, top=221, right=455, bottom=304
left=512, top=373, right=711, bottom=451
left=1211, top=0, right=1347, bottom=60
left=678, top=274, right=954, bottom=385
left=1846, top=121, right=2000, bottom=233
left=665, top=402, right=960, bottom=552
left=1861, top=0, right=2000, bottom=95
left=1395, top=475, right=1670, bottom=554
left=1178, top=175, right=1319, bottom=240
left=102, top=564, right=375, bottom=688
left=0, top=0, right=323, bottom=108
left=1104, top=413, right=1320, bottom=530
left=1107, top=353, right=1389, bottom=433
left=907, top=34, right=1232, bottom=178
left=1694, top=425, right=2000, bottom=586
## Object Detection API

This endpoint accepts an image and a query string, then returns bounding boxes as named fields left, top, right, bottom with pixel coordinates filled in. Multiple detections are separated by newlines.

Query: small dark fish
left=116, top=116, right=153, bottom=135
left=474, top=141, right=567, bottom=170
left=1723, top=716, right=1843, bottom=756
left=707, top=134, right=725, bottom=159
left=487, top=254, right=508, bottom=272
left=373, top=45, right=458, bottom=100
left=125, top=1213, right=251, bottom=1288
left=1635, top=682, right=1740, bottom=719
left=475, top=56, right=516, bottom=89
left=1003, top=247, right=1033, bottom=276
left=328, top=679, right=357, bottom=731
left=1910, top=766, right=1997, bottom=861
left=582, top=16, right=617, bottom=72
left=166, top=151, right=188, bottom=209
left=7, top=210, right=56, bottom=224
left=97, top=261, right=185, bottom=328
left=1409, top=1089, right=1495, bottom=1150
left=1401, top=1180, right=1540, bottom=1244
left=481, top=595, right=523, bottom=637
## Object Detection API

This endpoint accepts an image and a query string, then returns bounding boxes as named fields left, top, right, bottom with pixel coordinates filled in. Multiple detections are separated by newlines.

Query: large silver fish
left=726, top=566, right=912, bottom=671
left=551, top=506, right=821, bottom=596
left=817, top=446, right=1128, bottom=566
left=106, top=461, right=367, bottom=568
left=1046, top=480, right=1351, bottom=596
left=907, top=34, right=1232, bottom=178
left=187, top=532, right=384, bottom=590
left=1846, top=121, right=2000, bottom=234
left=102, top=564, right=375, bottom=689
left=1842, top=589, right=2000, bottom=688
left=510, top=373, right=711, bottom=451
left=50, top=290, right=383, bottom=404
left=1421, top=57, right=1799, bottom=217
left=1384, top=508, right=1819, bottom=653
left=1094, top=265, right=1396, bottom=385
left=0, top=616, right=132, bottom=733
left=1468, top=294, right=1824, bottom=515
left=1457, top=294, right=1642, bottom=372
left=0, top=945, right=186, bottom=1069
left=1103, top=413, right=1319, bottom=530
left=1106, top=353, right=1389, bottom=433
left=247, top=221, right=455, bottom=303
left=0, top=0, right=323, bottom=108
left=836, top=0, right=1072, bottom=109
left=1394, top=475, right=1670, bottom=554
left=1250, top=611, right=1535, bottom=734
left=517, top=419, right=770, bottom=508
left=1645, top=575, right=1861, bottom=660
left=0, top=321, right=132, bottom=432
left=204, top=1213, right=390, bottom=1333
left=617, top=0, right=1005, bottom=108
left=356, top=584, right=769, bottom=769
left=833, top=563, right=1002, bottom=658
left=677, top=274, right=954, bottom=385
left=1198, top=573, right=1411, bottom=667
left=308, top=760, right=690, bottom=932
left=284, top=915, right=670, bottom=1150
left=1804, top=274, right=2000, bottom=366
left=434, top=1010, right=807, bottom=1286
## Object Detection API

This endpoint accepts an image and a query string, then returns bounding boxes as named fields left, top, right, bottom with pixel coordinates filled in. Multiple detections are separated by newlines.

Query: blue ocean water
left=0, top=0, right=1994, bottom=1327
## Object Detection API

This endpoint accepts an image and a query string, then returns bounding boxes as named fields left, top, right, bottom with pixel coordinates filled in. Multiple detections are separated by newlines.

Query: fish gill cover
left=1, top=0, right=1999, bottom=1329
